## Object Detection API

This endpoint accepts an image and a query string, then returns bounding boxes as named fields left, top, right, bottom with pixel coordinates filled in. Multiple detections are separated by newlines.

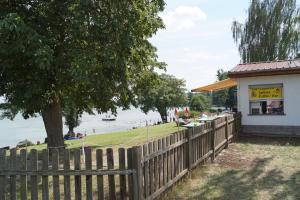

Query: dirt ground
left=159, top=137, right=300, bottom=200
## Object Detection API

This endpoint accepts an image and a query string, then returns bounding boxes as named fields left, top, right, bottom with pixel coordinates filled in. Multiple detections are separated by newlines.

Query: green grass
left=27, top=122, right=185, bottom=151
left=160, top=137, right=300, bottom=200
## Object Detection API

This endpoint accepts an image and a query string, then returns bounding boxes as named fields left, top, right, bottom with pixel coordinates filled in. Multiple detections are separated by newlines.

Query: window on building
left=249, top=84, right=284, bottom=115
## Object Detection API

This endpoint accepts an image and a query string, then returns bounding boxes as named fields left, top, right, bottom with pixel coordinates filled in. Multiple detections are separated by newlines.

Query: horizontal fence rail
left=0, top=147, right=138, bottom=200
left=138, top=113, right=241, bottom=200
left=0, top=113, right=241, bottom=200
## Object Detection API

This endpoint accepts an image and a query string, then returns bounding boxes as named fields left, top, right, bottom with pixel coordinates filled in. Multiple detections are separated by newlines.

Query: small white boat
left=102, top=115, right=116, bottom=121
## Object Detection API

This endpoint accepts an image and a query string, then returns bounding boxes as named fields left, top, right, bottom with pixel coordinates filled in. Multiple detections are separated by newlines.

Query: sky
left=150, top=0, right=250, bottom=91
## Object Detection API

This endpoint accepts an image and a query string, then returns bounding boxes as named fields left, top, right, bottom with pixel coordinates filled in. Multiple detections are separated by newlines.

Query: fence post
left=20, top=149, right=28, bottom=200
left=10, top=148, right=17, bottom=200
left=30, top=149, right=38, bottom=200
left=0, top=149, right=6, bottom=200
left=233, top=113, right=237, bottom=139
left=238, top=112, right=242, bottom=137
left=225, top=116, right=229, bottom=149
left=211, top=120, right=216, bottom=162
left=131, top=146, right=143, bottom=200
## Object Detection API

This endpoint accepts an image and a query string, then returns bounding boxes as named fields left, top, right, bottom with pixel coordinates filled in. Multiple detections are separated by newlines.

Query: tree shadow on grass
left=189, top=157, right=300, bottom=200
left=238, top=136, right=300, bottom=147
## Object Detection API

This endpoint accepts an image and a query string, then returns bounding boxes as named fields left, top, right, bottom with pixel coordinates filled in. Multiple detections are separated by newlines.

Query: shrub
left=178, top=110, right=200, bottom=118
left=189, top=94, right=210, bottom=112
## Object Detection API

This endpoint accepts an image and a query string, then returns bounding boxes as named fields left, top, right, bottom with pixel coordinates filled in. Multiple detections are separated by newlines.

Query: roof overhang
left=228, top=68, right=300, bottom=78
left=191, top=78, right=237, bottom=92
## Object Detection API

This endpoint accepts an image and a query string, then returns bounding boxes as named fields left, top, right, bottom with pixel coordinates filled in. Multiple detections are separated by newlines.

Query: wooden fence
left=135, top=113, right=241, bottom=199
left=0, top=113, right=241, bottom=200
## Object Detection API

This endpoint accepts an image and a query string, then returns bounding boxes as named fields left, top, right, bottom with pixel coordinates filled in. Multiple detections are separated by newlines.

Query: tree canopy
left=189, top=93, right=210, bottom=112
left=232, top=0, right=300, bottom=63
left=212, top=69, right=236, bottom=109
left=137, top=73, right=187, bottom=122
left=0, top=0, right=166, bottom=147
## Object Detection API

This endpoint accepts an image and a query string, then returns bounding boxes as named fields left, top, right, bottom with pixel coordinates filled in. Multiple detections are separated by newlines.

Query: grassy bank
left=160, top=137, right=300, bottom=200
left=28, top=122, right=185, bottom=151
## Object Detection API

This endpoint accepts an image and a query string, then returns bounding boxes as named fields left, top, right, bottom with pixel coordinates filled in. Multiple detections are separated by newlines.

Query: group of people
left=63, top=130, right=85, bottom=140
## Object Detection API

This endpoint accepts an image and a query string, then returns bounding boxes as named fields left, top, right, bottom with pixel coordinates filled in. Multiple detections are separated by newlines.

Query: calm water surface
left=0, top=108, right=165, bottom=147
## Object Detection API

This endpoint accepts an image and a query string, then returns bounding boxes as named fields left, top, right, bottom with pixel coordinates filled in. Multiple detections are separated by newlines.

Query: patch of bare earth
left=214, top=143, right=257, bottom=169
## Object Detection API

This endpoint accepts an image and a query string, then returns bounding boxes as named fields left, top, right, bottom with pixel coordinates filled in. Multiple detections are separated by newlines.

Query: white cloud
left=161, top=6, right=207, bottom=32
left=150, top=1, right=248, bottom=90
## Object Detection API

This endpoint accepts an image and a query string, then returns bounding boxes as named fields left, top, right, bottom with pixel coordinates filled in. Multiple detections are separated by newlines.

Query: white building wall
left=237, top=74, right=300, bottom=126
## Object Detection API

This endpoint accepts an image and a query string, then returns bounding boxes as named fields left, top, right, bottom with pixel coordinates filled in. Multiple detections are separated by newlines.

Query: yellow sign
left=249, top=87, right=283, bottom=100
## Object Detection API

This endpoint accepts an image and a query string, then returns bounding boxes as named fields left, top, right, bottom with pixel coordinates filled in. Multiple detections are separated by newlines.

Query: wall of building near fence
left=237, top=74, right=300, bottom=136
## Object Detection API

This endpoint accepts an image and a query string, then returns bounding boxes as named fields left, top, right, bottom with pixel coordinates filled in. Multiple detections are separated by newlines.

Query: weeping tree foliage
left=137, top=73, right=187, bottom=123
left=0, top=1, right=166, bottom=147
left=232, top=0, right=300, bottom=63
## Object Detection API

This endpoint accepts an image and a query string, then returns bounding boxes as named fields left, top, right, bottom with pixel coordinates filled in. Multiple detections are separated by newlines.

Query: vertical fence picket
left=225, top=116, right=229, bottom=148
left=42, top=150, right=49, bottom=200
left=9, top=149, right=16, bottom=200
left=85, top=148, right=93, bottom=200
left=153, top=141, right=158, bottom=192
left=197, top=128, right=199, bottom=162
left=118, top=148, right=126, bottom=200
left=96, top=149, right=104, bottom=200
left=177, top=133, right=181, bottom=174
left=142, top=144, right=149, bottom=198
left=178, top=133, right=182, bottom=173
left=170, top=135, right=174, bottom=179
left=211, top=121, right=216, bottom=161
left=162, top=137, right=167, bottom=186
left=174, top=134, right=178, bottom=176
left=183, top=132, right=186, bottom=170
left=20, top=149, right=27, bottom=200
left=0, top=149, right=6, bottom=200
left=74, top=149, right=82, bottom=200
left=166, top=136, right=171, bottom=183
left=158, top=139, right=162, bottom=188
left=30, top=149, right=38, bottom=200
left=192, top=129, right=196, bottom=165
left=187, top=129, right=193, bottom=170
left=52, top=149, right=60, bottom=200
left=148, top=142, right=153, bottom=194
left=181, top=131, right=185, bottom=171
left=131, top=146, right=143, bottom=200
left=63, top=149, right=71, bottom=200
left=127, top=148, right=134, bottom=200
left=107, top=148, right=116, bottom=200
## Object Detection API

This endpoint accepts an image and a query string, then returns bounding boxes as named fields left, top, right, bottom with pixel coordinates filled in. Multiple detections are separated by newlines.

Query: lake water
left=0, top=108, right=166, bottom=148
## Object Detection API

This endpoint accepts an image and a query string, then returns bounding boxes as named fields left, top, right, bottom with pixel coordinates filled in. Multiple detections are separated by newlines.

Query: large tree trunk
left=158, top=108, right=168, bottom=123
left=42, top=99, right=64, bottom=148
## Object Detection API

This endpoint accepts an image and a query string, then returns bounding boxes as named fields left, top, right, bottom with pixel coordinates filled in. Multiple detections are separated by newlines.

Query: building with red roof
left=193, top=59, right=300, bottom=137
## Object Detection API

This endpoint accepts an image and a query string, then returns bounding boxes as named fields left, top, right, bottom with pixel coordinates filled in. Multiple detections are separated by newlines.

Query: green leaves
left=232, top=0, right=300, bottom=63
left=0, top=0, right=166, bottom=119
left=212, top=69, right=235, bottom=109
left=189, top=94, right=210, bottom=112
left=0, top=13, right=54, bottom=116
left=137, top=73, right=187, bottom=121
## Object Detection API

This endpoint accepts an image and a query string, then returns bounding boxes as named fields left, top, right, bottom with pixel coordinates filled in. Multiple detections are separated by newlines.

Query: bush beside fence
left=0, top=113, right=241, bottom=200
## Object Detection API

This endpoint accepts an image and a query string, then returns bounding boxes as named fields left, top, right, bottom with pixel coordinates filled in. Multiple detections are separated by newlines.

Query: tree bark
left=68, top=127, right=74, bottom=133
left=42, top=99, right=64, bottom=148
left=158, top=108, right=168, bottom=123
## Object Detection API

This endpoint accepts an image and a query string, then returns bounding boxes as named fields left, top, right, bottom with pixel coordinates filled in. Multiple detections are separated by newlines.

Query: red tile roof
left=228, top=59, right=300, bottom=78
